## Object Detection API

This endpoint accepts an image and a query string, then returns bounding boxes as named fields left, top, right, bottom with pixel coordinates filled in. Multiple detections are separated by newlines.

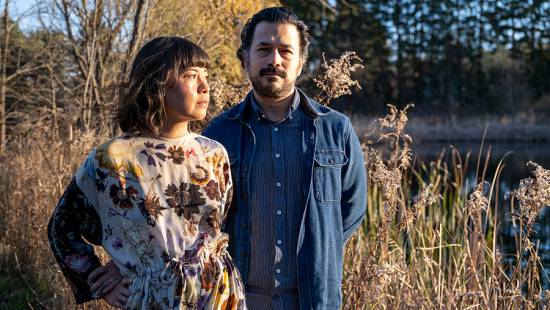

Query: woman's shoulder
left=191, top=133, right=227, bottom=155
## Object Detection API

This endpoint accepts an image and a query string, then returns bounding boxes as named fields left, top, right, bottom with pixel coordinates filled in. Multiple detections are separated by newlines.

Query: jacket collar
left=224, top=87, right=331, bottom=122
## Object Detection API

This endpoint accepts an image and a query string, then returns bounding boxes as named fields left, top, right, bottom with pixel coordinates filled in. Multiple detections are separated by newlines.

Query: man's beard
left=249, top=66, right=296, bottom=99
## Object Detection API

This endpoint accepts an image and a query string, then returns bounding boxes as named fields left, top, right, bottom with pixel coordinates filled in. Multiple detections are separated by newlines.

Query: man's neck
left=252, top=88, right=295, bottom=122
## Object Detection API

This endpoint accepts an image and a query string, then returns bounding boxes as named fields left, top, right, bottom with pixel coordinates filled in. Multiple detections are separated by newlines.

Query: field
left=1, top=52, right=550, bottom=309
left=1, top=103, right=549, bottom=309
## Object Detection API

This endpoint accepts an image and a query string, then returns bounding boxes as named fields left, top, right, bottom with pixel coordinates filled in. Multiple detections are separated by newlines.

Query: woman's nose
left=198, top=75, right=209, bottom=94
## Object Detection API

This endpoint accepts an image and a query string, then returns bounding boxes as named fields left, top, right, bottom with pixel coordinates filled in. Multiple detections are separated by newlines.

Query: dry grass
left=0, top=52, right=548, bottom=309
left=0, top=125, right=112, bottom=309
left=341, top=103, right=550, bottom=309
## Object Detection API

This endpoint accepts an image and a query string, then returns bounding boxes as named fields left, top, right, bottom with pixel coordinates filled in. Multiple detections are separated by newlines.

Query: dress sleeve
left=47, top=177, right=104, bottom=304
left=221, top=150, right=233, bottom=230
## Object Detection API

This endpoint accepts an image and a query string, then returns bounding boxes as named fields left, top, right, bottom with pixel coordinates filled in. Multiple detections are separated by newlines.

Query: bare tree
left=0, top=0, right=48, bottom=148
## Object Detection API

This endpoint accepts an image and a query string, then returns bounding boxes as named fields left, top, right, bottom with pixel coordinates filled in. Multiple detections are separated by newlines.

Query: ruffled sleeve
left=220, top=148, right=233, bottom=230
left=47, top=178, right=104, bottom=304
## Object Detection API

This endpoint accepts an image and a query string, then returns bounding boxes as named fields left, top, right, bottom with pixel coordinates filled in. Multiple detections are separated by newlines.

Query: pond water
left=411, top=141, right=550, bottom=285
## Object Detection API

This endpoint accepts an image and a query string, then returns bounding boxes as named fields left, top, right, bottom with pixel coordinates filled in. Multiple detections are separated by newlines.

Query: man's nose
left=267, top=50, right=282, bottom=67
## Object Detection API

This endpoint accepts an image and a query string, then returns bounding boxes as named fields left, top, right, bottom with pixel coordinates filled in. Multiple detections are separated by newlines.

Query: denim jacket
left=202, top=89, right=367, bottom=309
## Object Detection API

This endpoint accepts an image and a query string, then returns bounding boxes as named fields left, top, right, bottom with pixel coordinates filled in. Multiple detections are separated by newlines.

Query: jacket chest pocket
left=313, top=151, right=348, bottom=203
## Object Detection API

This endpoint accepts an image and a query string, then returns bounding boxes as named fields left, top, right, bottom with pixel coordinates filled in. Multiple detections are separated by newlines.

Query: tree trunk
left=0, top=0, right=10, bottom=149
left=124, top=0, right=148, bottom=76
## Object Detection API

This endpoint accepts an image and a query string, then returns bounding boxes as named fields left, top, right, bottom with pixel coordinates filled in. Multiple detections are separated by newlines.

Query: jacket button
left=241, top=253, right=247, bottom=258
left=329, top=158, right=334, bottom=164
left=249, top=138, right=253, bottom=143
left=242, top=194, right=248, bottom=199
left=242, top=223, right=248, bottom=228
left=244, top=166, right=249, bottom=171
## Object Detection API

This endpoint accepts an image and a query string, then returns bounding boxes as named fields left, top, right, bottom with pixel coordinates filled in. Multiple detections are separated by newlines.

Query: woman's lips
left=197, top=100, right=208, bottom=107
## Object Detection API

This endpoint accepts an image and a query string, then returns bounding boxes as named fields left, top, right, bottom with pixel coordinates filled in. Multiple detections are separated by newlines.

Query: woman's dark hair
left=237, top=7, right=311, bottom=69
left=112, top=36, right=211, bottom=135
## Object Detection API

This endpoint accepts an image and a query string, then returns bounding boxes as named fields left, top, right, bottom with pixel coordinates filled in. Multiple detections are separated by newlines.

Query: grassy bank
left=0, top=106, right=548, bottom=309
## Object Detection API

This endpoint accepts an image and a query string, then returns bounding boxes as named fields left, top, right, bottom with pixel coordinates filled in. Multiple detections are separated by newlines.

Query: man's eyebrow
left=256, top=42, right=295, bottom=49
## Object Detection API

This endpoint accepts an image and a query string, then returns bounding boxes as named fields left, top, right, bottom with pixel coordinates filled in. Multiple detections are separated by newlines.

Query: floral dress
left=48, top=132, right=246, bottom=310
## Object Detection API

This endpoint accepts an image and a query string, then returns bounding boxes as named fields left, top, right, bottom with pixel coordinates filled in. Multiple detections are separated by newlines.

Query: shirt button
left=257, top=117, right=260, bottom=121
left=290, top=115, right=293, bottom=119
left=329, top=158, right=334, bottom=164
left=277, top=240, right=282, bottom=245
left=275, top=154, right=280, bottom=158
left=241, top=253, right=247, bottom=258
left=242, top=193, right=248, bottom=199
left=242, top=223, right=248, bottom=228
left=276, top=182, right=281, bottom=187
left=276, top=269, right=281, bottom=274
left=277, top=210, right=282, bottom=215
left=243, top=166, right=249, bottom=171
left=249, top=138, right=253, bottom=143
left=274, top=127, right=278, bottom=132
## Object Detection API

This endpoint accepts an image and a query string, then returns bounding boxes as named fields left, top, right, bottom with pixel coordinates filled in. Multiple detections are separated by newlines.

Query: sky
left=11, top=0, right=41, bottom=31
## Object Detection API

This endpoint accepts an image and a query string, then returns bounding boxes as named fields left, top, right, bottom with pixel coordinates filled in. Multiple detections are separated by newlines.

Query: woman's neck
left=159, top=121, right=189, bottom=139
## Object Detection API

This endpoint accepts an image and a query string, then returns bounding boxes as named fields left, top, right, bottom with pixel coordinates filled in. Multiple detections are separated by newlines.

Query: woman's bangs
left=178, top=42, right=211, bottom=70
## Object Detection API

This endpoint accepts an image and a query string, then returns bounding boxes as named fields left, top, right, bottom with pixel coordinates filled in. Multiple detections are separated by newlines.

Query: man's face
left=245, top=22, right=302, bottom=99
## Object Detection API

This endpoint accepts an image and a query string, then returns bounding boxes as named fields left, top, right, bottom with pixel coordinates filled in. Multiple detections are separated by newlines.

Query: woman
left=48, top=37, right=245, bottom=310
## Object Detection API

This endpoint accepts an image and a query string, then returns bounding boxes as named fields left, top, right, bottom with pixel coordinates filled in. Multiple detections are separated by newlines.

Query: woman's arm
left=47, top=178, right=104, bottom=304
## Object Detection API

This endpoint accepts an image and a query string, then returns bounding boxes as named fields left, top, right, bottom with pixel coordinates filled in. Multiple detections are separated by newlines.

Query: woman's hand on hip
left=87, top=260, right=123, bottom=297
left=102, top=278, right=133, bottom=309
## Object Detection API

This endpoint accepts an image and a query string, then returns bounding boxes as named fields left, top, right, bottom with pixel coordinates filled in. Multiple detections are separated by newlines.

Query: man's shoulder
left=202, top=103, right=244, bottom=140
left=310, top=100, right=350, bottom=126
left=299, top=90, right=350, bottom=125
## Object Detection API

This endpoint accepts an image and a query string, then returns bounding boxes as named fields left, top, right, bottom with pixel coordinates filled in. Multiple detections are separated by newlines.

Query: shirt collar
left=250, top=88, right=300, bottom=124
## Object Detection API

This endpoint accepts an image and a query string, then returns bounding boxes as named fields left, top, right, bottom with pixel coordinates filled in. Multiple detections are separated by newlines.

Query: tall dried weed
left=0, top=52, right=548, bottom=310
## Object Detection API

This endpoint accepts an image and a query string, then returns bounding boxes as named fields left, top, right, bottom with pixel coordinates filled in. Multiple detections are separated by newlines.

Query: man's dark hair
left=112, top=36, right=211, bottom=135
left=237, top=7, right=311, bottom=69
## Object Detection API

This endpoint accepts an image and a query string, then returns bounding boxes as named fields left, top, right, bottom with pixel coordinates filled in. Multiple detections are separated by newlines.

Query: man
left=202, top=7, right=367, bottom=309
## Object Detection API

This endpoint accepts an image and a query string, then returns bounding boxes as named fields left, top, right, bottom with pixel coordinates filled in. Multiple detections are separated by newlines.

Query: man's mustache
left=259, top=67, right=288, bottom=78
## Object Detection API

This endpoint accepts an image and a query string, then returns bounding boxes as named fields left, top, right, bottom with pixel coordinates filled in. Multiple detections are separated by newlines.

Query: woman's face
left=164, top=66, right=209, bottom=124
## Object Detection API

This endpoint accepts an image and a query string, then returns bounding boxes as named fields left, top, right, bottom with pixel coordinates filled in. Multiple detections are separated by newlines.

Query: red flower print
left=164, top=182, right=206, bottom=220
left=109, top=180, right=139, bottom=210
left=221, top=294, right=238, bottom=310
left=204, top=180, right=220, bottom=201
left=64, top=254, right=91, bottom=274
left=167, top=145, right=185, bottom=165
left=186, top=148, right=196, bottom=158
left=67, top=279, right=78, bottom=294
left=200, top=256, right=216, bottom=291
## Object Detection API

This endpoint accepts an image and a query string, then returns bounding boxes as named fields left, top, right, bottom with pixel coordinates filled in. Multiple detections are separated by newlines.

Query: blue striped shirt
left=245, top=90, right=303, bottom=309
